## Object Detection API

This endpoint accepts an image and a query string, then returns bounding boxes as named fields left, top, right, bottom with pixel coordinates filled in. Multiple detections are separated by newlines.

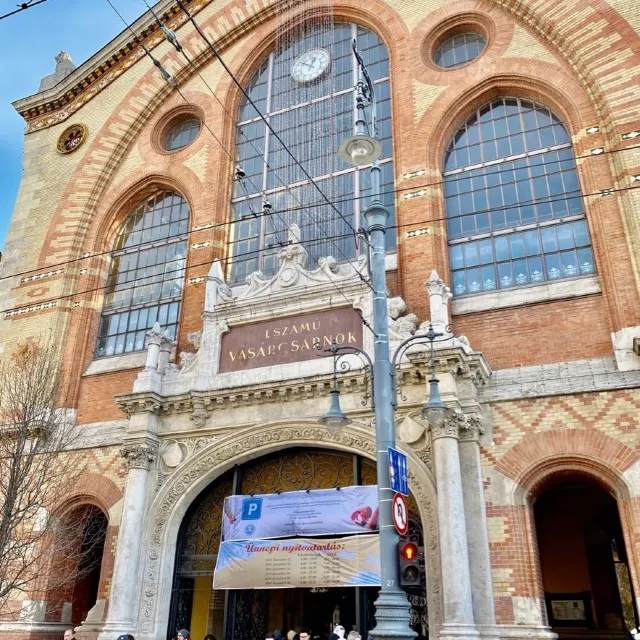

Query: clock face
left=291, top=48, right=331, bottom=84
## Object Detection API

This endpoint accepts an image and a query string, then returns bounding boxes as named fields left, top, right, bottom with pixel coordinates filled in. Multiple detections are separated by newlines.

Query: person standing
left=299, top=629, right=311, bottom=640
left=177, top=629, right=191, bottom=640
left=63, top=629, right=74, bottom=640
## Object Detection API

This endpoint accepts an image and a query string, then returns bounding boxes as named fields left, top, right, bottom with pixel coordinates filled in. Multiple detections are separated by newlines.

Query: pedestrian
left=116, top=635, right=135, bottom=640
left=274, top=630, right=284, bottom=640
left=347, top=633, right=361, bottom=640
left=177, top=630, right=191, bottom=640
left=64, top=630, right=74, bottom=640
left=265, top=634, right=275, bottom=640
left=287, top=631, right=298, bottom=640
left=299, top=629, right=310, bottom=640
left=334, top=626, right=346, bottom=640
left=204, top=635, right=216, bottom=640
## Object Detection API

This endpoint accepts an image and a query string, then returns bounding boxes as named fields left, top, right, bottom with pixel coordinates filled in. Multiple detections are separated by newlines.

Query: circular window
left=434, top=32, right=486, bottom=69
left=163, top=118, right=201, bottom=152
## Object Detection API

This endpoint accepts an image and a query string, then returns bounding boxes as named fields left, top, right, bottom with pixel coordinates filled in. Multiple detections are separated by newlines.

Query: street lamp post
left=319, top=40, right=454, bottom=640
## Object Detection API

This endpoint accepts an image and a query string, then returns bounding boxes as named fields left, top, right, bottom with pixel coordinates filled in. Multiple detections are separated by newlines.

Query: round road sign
left=392, top=492, right=408, bottom=535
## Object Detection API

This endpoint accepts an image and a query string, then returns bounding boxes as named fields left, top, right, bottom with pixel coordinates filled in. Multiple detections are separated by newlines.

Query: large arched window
left=229, top=23, right=394, bottom=281
left=96, top=191, right=188, bottom=358
left=444, top=97, right=595, bottom=296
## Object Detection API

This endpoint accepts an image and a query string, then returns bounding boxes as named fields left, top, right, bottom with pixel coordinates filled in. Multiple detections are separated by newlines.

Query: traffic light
left=398, top=539, right=421, bottom=588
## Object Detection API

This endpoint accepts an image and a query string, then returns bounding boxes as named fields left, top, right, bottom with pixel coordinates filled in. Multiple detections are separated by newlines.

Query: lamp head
left=318, top=388, right=352, bottom=435
left=338, top=134, right=383, bottom=167
left=420, top=376, right=450, bottom=428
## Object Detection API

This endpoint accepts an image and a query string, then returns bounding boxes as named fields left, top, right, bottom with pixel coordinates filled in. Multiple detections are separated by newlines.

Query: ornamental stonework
left=56, top=123, right=87, bottom=154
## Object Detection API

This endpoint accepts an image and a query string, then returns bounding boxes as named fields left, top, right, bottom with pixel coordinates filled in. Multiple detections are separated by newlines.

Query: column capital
left=145, top=322, right=164, bottom=348
left=458, top=413, right=485, bottom=443
left=120, top=443, right=157, bottom=470
left=430, top=410, right=483, bottom=441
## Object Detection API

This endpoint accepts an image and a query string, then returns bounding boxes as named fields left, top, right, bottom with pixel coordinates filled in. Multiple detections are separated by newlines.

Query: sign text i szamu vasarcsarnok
left=219, top=307, right=364, bottom=372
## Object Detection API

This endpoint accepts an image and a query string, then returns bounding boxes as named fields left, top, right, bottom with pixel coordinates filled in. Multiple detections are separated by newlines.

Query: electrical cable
left=3, top=135, right=638, bottom=286
left=5, top=177, right=640, bottom=318
left=0, top=0, right=49, bottom=21
left=108, top=0, right=374, bottom=300
left=174, top=0, right=366, bottom=248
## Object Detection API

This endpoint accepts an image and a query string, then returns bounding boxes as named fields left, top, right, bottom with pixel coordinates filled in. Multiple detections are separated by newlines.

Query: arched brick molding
left=491, top=431, right=640, bottom=626
left=495, top=429, right=640, bottom=483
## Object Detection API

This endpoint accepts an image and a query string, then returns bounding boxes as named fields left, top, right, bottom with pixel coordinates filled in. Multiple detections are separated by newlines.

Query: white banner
left=213, top=535, right=381, bottom=589
left=222, top=485, right=379, bottom=541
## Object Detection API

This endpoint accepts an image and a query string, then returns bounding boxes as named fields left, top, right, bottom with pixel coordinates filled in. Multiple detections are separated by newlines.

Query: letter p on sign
left=242, top=497, right=263, bottom=520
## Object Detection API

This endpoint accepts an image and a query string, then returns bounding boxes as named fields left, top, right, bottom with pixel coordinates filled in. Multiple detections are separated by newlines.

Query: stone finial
left=145, top=322, right=163, bottom=347
left=425, top=270, right=452, bottom=333
left=38, top=51, right=76, bottom=92
left=55, top=51, right=73, bottom=66
left=205, top=259, right=233, bottom=312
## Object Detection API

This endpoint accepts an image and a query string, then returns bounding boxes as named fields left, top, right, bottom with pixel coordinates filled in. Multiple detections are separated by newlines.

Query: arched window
left=229, top=23, right=394, bottom=281
left=444, top=97, right=595, bottom=296
left=96, top=191, right=188, bottom=358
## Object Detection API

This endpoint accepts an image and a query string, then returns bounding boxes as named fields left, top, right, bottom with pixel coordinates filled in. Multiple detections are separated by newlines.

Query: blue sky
left=0, top=0, right=146, bottom=251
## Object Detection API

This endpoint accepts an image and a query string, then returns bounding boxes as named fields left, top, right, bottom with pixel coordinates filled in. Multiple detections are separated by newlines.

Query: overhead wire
left=104, top=0, right=380, bottom=333
left=3, top=161, right=640, bottom=286
left=173, top=0, right=368, bottom=249
left=141, top=0, right=376, bottom=289
left=0, top=0, right=49, bottom=21
left=2, top=120, right=639, bottom=286
left=109, top=0, right=374, bottom=288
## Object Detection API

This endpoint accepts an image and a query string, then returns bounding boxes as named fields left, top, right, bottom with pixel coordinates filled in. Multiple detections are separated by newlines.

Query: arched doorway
left=167, top=448, right=428, bottom=640
left=534, top=478, right=638, bottom=639
left=45, top=504, right=108, bottom=625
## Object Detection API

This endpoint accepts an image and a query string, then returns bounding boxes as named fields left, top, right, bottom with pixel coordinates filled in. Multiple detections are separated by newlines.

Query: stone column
left=157, top=333, right=174, bottom=375
left=143, top=323, right=163, bottom=372
left=431, top=412, right=479, bottom=640
left=98, top=443, right=157, bottom=639
left=458, top=416, right=499, bottom=639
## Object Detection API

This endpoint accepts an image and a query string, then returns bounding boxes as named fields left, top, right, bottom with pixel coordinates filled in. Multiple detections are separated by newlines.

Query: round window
left=163, top=118, right=201, bottom=152
left=434, top=32, right=486, bottom=69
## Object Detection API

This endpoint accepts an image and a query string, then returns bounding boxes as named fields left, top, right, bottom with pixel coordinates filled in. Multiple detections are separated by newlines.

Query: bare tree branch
left=0, top=338, right=106, bottom=617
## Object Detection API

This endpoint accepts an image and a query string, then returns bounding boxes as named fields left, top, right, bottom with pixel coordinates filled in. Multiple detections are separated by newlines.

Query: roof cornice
left=12, top=0, right=201, bottom=132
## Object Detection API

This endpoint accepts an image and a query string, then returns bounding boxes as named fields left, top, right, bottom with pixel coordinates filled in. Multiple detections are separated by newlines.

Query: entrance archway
left=44, top=504, right=108, bottom=625
left=534, top=478, right=638, bottom=639
left=167, top=448, right=428, bottom=640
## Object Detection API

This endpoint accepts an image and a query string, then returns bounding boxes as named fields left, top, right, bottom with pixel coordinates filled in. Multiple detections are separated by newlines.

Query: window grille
left=96, top=191, right=188, bottom=358
left=434, top=33, right=486, bottom=69
left=229, top=23, right=395, bottom=282
left=444, top=97, right=595, bottom=296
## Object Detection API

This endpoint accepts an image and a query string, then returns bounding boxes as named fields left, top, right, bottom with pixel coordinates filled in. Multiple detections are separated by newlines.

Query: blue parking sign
left=388, top=447, right=409, bottom=496
left=241, top=497, right=263, bottom=520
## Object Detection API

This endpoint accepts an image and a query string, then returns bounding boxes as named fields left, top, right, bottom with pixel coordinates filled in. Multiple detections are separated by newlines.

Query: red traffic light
left=400, top=541, right=418, bottom=561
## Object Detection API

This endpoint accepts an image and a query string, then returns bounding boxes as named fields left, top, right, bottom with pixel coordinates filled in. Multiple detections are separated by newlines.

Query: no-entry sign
left=392, top=492, right=408, bottom=536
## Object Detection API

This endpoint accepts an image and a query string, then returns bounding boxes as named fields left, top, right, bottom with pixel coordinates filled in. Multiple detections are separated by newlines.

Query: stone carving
left=160, top=441, right=184, bottom=468
left=388, top=297, right=419, bottom=341
left=120, top=444, right=157, bottom=470
left=187, top=331, right=202, bottom=350
left=429, top=410, right=483, bottom=441
left=163, top=363, right=181, bottom=381
left=138, top=424, right=443, bottom=636
left=458, top=413, right=485, bottom=443
left=190, top=408, right=209, bottom=429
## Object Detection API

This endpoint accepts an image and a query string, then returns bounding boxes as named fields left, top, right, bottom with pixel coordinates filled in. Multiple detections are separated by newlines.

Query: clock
left=291, top=48, right=331, bottom=84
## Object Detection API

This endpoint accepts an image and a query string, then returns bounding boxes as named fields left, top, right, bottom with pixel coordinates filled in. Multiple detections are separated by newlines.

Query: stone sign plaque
left=219, top=307, right=363, bottom=373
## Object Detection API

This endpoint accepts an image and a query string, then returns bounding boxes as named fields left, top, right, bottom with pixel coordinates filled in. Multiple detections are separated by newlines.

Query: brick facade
left=1, top=0, right=639, bottom=638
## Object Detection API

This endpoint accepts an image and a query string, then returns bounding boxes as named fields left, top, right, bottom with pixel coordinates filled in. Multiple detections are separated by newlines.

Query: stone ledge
left=83, top=351, right=147, bottom=376
left=451, top=275, right=600, bottom=315
left=480, top=356, right=640, bottom=402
